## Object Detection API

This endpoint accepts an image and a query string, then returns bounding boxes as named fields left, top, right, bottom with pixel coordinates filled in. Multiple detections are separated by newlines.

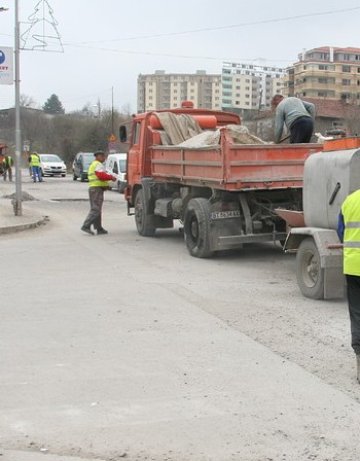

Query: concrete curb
left=1, top=450, right=107, bottom=461
left=0, top=214, right=48, bottom=235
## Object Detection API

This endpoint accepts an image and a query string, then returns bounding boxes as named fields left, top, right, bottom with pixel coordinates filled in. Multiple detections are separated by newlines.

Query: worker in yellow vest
left=338, top=189, right=360, bottom=383
left=29, top=152, right=43, bottom=183
left=81, top=151, right=116, bottom=235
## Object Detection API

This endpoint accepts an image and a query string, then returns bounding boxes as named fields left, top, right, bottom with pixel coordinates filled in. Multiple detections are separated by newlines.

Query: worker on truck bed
left=338, top=189, right=360, bottom=384
left=271, top=95, right=315, bottom=144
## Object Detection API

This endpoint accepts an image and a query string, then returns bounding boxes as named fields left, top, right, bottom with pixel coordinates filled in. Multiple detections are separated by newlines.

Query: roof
left=303, top=98, right=360, bottom=119
left=305, top=46, right=360, bottom=54
left=251, top=98, right=360, bottom=121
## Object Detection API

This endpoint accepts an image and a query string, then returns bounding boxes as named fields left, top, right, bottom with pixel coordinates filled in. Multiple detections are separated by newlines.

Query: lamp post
left=14, top=0, right=22, bottom=216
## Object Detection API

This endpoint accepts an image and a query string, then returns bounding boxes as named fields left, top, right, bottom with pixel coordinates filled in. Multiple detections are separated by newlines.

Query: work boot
left=357, top=355, right=360, bottom=384
left=81, top=225, right=94, bottom=235
left=97, top=228, right=108, bottom=235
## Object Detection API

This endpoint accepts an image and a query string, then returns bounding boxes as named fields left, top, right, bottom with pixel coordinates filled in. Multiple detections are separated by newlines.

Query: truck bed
left=150, top=131, right=322, bottom=190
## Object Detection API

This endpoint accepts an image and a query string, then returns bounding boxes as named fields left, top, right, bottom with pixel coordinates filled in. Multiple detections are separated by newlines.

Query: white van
left=106, top=153, right=127, bottom=193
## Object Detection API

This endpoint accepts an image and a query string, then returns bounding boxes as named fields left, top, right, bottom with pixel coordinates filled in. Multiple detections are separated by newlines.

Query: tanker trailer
left=282, top=138, right=360, bottom=300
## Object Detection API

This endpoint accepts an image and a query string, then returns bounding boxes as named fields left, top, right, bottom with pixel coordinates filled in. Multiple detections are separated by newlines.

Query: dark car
left=72, top=152, right=94, bottom=182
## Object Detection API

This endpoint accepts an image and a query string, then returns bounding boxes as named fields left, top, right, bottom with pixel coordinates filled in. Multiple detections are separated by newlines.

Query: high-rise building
left=221, top=62, right=285, bottom=113
left=137, top=70, right=222, bottom=113
left=284, top=46, right=360, bottom=104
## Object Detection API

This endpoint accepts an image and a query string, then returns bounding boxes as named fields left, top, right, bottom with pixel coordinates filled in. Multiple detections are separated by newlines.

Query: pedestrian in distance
left=271, top=95, right=315, bottom=144
left=81, top=151, right=116, bottom=236
left=2, top=153, right=14, bottom=182
left=338, top=189, right=360, bottom=383
left=29, top=152, right=43, bottom=183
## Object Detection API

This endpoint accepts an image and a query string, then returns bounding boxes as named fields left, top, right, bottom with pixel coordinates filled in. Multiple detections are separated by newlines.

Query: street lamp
left=1, top=2, right=22, bottom=215
left=14, top=0, right=22, bottom=215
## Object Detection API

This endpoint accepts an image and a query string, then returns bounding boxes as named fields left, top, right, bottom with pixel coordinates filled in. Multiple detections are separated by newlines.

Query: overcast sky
left=0, top=0, right=359, bottom=113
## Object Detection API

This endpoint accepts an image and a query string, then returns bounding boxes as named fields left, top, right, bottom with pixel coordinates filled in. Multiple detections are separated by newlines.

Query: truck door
left=127, top=120, right=142, bottom=195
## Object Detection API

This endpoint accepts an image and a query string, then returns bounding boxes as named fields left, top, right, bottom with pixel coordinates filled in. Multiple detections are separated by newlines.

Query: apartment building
left=284, top=46, right=360, bottom=104
left=137, top=70, right=222, bottom=112
left=221, top=62, right=285, bottom=113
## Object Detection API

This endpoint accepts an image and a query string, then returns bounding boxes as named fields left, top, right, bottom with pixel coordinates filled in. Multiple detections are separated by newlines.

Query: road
left=0, top=174, right=359, bottom=461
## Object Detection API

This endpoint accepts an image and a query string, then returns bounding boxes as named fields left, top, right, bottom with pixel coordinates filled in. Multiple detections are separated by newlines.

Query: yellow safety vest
left=88, top=160, right=109, bottom=188
left=30, top=154, right=40, bottom=167
left=342, top=189, right=360, bottom=276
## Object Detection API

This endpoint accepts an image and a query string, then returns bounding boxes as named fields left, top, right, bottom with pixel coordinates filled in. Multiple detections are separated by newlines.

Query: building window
left=342, top=79, right=351, bottom=86
left=342, top=65, right=351, bottom=72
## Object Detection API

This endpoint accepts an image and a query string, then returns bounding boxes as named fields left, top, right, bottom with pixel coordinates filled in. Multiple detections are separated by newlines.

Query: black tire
left=184, top=198, right=214, bottom=258
left=61, top=174, right=66, bottom=177
left=134, top=189, right=156, bottom=237
left=296, top=237, right=324, bottom=299
left=73, top=173, right=77, bottom=181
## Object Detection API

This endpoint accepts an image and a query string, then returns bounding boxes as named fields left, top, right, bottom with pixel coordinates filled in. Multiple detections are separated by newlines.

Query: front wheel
left=296, top=237, right=324, bottom=299
left=184, top=198, right=214, bottom=258
left=134, top=189, right=155, bottom=237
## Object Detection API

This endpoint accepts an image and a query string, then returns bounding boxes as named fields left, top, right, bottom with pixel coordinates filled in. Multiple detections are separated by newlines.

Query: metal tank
left=303, top=148, right=360, bottom=229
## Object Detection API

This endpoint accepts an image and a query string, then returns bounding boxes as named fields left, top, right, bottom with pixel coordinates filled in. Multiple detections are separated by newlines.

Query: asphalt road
left=0, top=174, right=359, bottom=461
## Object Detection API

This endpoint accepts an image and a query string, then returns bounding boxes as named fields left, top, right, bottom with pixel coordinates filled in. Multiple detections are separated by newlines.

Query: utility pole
left=111, top=86, right=114, bottom=135
left=14, top=0, right=22, bottom=215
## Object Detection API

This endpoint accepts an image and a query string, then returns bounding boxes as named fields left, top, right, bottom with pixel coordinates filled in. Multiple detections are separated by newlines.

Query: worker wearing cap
left=81, top=151, right=116, bottom=235
left=338, top=189, right=360, bottom=383
left=272, top=95, right=315, bottom=144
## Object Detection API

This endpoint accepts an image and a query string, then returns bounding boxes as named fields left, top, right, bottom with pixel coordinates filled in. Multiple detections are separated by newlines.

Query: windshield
left=40, top=154, right=62, bottom=163
left=119, top=159, right=126, bottom=173
left=82, top=155, right=94, bottom=167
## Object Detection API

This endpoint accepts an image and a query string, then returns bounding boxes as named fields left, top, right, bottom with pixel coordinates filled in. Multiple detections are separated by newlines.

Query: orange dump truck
left=121, top=104, right=322, bottom=257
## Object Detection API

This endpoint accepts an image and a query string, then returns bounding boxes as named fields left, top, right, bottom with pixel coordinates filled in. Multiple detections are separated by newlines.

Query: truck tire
left=134, top=188, right=156, bottom=237
left=296, top=237, right=324, bottom=300
left=184, top=198, right=214, bottom=258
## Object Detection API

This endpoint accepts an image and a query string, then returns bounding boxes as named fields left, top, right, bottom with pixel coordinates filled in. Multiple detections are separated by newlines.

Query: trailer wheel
left=296, top=237, right=324, bottom=299
left=184, top=198, right=214, bottom=258
left=134, top=189, right=155, bottom=237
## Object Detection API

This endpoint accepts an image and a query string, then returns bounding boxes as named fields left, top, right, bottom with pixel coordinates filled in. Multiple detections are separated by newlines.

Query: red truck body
left=123, top=107, right=322, bottom=257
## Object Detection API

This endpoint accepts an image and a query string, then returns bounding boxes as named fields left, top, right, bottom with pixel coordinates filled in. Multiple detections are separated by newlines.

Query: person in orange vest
left=338, top=189, right=360, bottom=383
left=2, top=153, right=14, bottom=182
left=81, top=151, right=116, bottom=235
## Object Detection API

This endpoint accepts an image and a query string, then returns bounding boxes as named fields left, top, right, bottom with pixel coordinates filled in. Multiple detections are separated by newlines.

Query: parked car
left=38, top=154, right=67, bottom=177
left=105, top=153, right=127, bottom=193
left=72, top=152, right=94, bottom=182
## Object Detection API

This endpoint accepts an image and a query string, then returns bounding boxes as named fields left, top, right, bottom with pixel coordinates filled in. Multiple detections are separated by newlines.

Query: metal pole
left=14, top=0, right=22, bottom=215
left=111, top=86, right=114, bottom=135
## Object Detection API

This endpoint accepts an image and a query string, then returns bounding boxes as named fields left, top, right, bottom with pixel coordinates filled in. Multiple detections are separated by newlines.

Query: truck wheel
left=184, top=198, right=214, bottom=258
left=134, top=189, right=155, bottom=237
left=296, top=237, right=324, bottom=299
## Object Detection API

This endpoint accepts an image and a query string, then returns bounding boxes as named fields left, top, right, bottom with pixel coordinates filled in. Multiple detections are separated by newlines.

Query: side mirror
left=119, top=125, right=127, bottom=143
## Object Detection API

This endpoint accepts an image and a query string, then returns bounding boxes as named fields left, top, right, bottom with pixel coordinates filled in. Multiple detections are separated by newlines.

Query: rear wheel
left=134, top=189, right=155, bottom=237
left=296, top=237, right=324, bottom=299
left=184, top=198, right=214, bottom=258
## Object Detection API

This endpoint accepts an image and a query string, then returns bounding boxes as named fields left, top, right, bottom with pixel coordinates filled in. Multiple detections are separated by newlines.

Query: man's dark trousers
left=346, top=275, right=360, bottom=355
left=83, top=187, right=104, bottom=231
left=290, top=116, right=314, bottom=143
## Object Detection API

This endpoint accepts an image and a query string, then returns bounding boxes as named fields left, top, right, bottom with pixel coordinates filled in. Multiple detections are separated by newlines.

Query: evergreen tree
left=43, top=94, right=65, bottom=115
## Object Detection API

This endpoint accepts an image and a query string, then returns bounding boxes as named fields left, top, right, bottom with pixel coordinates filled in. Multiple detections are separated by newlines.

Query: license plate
left=210, top=210, right=241, bottom=220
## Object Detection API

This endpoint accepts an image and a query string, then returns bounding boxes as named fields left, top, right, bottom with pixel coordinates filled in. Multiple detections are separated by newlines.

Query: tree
left=20, top=94, right=37, bottom=108
left=43, top=94, right=65, bottom=115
